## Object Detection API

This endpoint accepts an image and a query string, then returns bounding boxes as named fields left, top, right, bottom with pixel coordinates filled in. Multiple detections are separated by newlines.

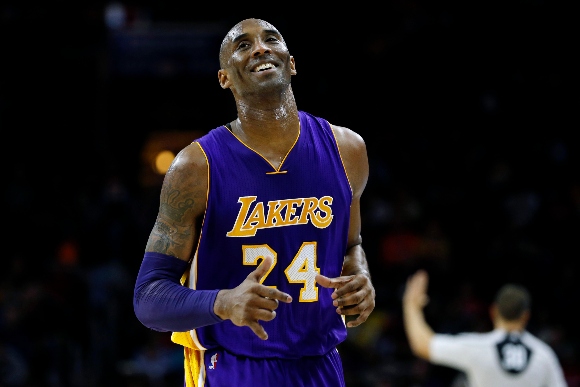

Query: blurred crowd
left=3, top=131, right=580, bottom=386
left=2, top=1, right=579, bottom=386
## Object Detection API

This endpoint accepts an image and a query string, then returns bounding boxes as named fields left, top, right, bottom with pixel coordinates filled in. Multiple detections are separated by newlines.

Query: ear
left=218, top=69, right=231, bottom=89
left=520, top=310, right=531, bottom=325
left=489, top=304, right=498, bottom=322
left=290, top=56, right=297, bottom=75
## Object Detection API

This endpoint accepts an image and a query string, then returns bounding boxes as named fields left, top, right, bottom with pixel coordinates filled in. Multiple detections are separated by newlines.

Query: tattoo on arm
left=146, top=184, right=196, bottom=256
left=161, top=188, right=194, bottom=221
left=149, top=220, right=182, bottom=253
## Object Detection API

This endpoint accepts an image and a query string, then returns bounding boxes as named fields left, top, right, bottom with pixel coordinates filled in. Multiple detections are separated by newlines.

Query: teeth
left=254, top=63, right=274, bottom=72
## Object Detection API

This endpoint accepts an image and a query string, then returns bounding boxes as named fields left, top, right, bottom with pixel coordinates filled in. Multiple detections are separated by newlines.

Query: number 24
left=243, top=242, right=320, bottom=302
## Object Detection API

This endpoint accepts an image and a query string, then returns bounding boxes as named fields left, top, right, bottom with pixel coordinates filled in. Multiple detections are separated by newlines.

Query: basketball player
left=133, top=18, right=376, bottom=386
left=402, top=269, right=568, bottom=386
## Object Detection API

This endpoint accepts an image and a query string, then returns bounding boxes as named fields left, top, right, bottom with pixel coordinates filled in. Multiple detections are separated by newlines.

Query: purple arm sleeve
left=133, top=251, right=222, bottom=332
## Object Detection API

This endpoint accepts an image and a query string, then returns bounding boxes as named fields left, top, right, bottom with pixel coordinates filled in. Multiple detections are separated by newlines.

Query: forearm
left=403, top=303, right=434, bottom=360
left=341, top=243, right=371, bottom=277
left=133, top=252, right=222, bottom=332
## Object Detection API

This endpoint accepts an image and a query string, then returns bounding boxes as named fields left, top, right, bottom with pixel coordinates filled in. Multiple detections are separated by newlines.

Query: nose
left=252, top=38, right=271, bottom=57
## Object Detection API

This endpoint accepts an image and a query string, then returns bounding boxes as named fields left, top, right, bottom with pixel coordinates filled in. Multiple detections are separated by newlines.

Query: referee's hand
left=403, top=270, right=430, bottom=310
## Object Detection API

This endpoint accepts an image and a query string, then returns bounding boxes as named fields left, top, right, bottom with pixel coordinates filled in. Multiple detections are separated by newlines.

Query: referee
left=402, top=269, right=568, bottom=386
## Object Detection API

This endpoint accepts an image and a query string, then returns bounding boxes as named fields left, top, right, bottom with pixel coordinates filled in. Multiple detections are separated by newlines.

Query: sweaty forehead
left=224, top=19, right=280, bottom=45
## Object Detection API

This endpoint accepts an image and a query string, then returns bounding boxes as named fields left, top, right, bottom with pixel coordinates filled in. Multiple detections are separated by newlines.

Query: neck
left=229, top=87, right=300, bottom=167
left=234, top=86, right=299, bottom=138
left=495, top=320, right=526, bottom=332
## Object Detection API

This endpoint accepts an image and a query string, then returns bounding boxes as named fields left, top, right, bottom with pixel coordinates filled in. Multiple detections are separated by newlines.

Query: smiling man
left=133, top=18, right=376, bottom=387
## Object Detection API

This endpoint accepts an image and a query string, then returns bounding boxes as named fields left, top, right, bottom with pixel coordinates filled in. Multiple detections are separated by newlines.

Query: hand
left=315, top=272, right=375, bottom=328
left=214, top=256, right=292, bottom=340
left=403, top=270, right=430, bottom=310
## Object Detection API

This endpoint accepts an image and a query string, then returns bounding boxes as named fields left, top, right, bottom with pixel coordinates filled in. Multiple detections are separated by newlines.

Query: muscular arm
left=402, top=270, right=435, bottom=360
left=145, top=142, right=207, bottom=261
left=315, top=124, right=376, bottom=328
left=133, top=143, right=222, bottom=332
left=134, top=142, right=291, bottom=337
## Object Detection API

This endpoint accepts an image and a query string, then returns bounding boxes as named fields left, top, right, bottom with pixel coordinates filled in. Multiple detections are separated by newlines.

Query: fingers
left=252, top=256, right=274, bottom=281
left=337, top=291, right=374, bottom=328
left=409, top=269, right=428, bottom=286
left=332, top=276, right=363, bottom=300
left=231, top=258, right=292, bottom=340
left=242, top=295, right=286, bottom=340
left=229, top=295, right=281, bottom=340
left=406, top=270, right=428, bottom=295
left=250, top=257, right=292, bottom=303
left=315, top=274, right=354, bottom=294
left=314, top=274, right=332, bottom=288
left=333, top=287, right=373, bottom=315
left=410, top=270, right=430, bottom=305
left=403, top=270, right=430, bottom=309
left=320, top=273, right=375, bottom=328
left=345, top=306, right=373, bottom=328
left=251, top=257, right=293, bottom=302
left=415, top=269, right=429, bottom=290
left=261, top=286, right=293, bottom=303
left=316, top=273, right=367, bottom=306
left=248, top=321, right=269, bottom=340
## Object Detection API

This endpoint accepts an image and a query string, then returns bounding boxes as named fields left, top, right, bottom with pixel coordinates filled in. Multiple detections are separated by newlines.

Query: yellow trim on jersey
left=326, top=121, right=354, bottom=196
left=171, top=255, right=207, bottom=387
left=171, top=269, right=207, bottom=386
left=225, top=123, right=300, bottom=173
left=171, top=332, right=205, bottom=387
left=170, top=141, right=212, bottom=387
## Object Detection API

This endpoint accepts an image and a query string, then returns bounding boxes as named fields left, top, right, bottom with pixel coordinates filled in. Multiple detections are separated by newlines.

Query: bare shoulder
left=329, top=123, right=369, bottom=198
left=166, top=141, right=208, bottom=178
left=158, top=141, right=209, bottom=224
left=330, top=124, right=366, bottom=151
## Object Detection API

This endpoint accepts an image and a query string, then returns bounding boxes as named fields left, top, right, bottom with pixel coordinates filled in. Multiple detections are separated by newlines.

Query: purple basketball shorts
left=201, top=347, right=346, bottom=387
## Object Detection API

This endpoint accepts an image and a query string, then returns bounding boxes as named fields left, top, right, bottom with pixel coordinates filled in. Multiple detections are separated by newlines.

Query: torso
left=187, top=110, right=354, bottom=358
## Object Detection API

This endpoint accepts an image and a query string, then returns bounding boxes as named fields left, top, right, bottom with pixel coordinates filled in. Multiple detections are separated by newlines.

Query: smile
left=252, top=63, right=276, bottom=72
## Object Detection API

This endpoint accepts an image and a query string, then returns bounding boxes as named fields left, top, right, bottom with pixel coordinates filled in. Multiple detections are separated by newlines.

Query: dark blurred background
left=1, top=1, right=579, bottom=386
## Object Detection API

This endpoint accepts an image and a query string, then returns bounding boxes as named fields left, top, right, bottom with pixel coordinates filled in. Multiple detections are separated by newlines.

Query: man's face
left=218, top=19, right=296, bottom=96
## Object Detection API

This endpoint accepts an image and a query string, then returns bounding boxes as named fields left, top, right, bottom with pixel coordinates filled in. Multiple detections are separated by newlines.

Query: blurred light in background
left=104, top=3, right=126, bottom=30
left=140, top=130, right=204, bottom=186
left=154, top=150, right=175, bottom=175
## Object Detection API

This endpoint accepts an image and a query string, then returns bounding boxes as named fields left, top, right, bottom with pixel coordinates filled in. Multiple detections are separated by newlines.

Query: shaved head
left=219, top=18, right=285, bottom=69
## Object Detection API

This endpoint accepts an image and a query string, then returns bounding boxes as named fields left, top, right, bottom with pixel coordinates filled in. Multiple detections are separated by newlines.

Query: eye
left=237, top=41, right=251, bottom=50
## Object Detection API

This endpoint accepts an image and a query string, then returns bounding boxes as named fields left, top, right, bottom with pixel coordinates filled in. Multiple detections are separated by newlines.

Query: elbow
left=406, top=329, right=433, bottom=361
left=133, top=288, right=168, bottom=332
left=404, top=322, right=433, bottom=361
left=409, top=340, right=431, bottom=361
left=133, top=300, right=149, bottom=327
left=134, top=306, right=168, bottom=333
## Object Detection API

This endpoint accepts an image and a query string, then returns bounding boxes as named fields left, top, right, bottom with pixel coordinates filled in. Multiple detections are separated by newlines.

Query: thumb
left=251, top=256, right=274, bottom=283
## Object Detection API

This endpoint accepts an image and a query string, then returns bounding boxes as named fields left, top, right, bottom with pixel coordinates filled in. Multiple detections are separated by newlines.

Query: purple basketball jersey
left=189, top=110, right=353, bottom=359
